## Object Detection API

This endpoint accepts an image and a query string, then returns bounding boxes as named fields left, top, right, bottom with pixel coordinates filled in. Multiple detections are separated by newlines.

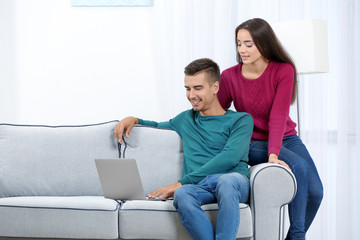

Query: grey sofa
left=0, top=121, right=296, bottom=240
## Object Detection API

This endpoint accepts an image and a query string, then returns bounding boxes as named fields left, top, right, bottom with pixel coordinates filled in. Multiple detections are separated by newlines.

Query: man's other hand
left=148, top=182, right=182, bottom=199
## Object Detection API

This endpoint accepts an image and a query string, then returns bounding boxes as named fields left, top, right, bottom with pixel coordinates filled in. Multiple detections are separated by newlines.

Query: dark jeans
left=249, top=134, right=323, bottom=240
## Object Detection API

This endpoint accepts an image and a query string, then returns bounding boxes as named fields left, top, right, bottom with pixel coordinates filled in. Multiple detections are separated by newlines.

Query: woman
left=217, top=18, right=323, bottom=240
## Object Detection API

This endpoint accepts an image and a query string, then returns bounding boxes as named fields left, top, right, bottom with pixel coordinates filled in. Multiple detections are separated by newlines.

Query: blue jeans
left=173, top=172, right=249, bottom=240
left=249, top=134, right=323, bottom=240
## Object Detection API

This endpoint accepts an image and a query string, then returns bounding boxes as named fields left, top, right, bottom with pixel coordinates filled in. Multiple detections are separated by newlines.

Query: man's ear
left=212, top=81, right=220, bottom=94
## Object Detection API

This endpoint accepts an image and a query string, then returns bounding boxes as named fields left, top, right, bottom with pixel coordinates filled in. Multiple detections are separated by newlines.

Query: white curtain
left=151, top=0, right=360, bottom=239
left=148, top=0, right=240, bottom=120
left=296, top=0, right=360, bottom=239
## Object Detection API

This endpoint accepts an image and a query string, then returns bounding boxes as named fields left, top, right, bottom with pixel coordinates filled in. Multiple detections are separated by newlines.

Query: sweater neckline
left=196, top=109, right=231, bottom=119
left=238, top=61, right=273, bottom=82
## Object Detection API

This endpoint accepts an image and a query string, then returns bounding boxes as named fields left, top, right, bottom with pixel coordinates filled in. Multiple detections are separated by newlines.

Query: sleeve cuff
left=268, top=147, right=280, bottom=157
left=178, top=176, right=191, bottom=185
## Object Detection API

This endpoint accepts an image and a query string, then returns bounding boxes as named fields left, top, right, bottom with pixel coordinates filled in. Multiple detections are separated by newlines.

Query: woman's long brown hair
left=235, top=18, right=298, bottom=104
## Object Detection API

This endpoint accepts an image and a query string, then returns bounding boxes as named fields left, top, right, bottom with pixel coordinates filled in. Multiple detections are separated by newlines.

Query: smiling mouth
left=190, top=99, right=201, bottom=106
left=192, top=101, right=200, bottom=106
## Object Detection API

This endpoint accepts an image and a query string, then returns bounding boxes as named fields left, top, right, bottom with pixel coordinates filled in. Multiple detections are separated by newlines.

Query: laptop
left=95, top=158, right=169, bottom=201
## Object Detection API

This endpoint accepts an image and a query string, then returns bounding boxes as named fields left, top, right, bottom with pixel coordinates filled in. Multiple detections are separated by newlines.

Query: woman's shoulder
left=221, top=64, right=242, bottom=84
left=222, top=63, right=242, bottom=75
left=268, top=62, right=295, bottom=86
left=270, top=61, right=294, bottom=74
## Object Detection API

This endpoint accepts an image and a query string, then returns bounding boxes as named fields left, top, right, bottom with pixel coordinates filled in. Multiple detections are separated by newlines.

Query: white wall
left=0, top=0, right=240, bottom=125
left=0, top=0, right=17, bottom=123
left=1, top=0, right=163, bottom=125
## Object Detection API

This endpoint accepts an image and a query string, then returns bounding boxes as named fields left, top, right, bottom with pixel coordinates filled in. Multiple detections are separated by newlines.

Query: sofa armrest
left=249, top=163, right=297, bottom=240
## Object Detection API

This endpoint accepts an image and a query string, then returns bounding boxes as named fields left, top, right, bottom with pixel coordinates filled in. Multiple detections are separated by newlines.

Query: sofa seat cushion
left=119, top=200, right=253, bottom=239
left=0, top=196, right=119, bottom=239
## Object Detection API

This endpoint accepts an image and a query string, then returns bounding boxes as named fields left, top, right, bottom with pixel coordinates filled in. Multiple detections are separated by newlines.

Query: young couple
left=114, top=18, right=323, bottom=240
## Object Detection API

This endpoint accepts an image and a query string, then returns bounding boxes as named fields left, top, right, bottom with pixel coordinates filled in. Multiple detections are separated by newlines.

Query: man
left=114, top=58, right=253, bottom=240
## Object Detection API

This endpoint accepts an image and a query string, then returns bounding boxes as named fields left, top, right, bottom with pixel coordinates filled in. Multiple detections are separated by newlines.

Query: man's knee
left=218, top=173, right=240, bottom=188
left=173, top=185, right=197, bottom=209
left=174, top=185, right=192, bottom=199
left=216, top=173, right=249, bottom=201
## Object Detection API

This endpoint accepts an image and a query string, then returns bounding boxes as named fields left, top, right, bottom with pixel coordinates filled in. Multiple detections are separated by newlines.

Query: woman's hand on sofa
left=114, top=116, right=139, bottom=144
left=148, top=182, right=182, bottom=199
left=268, top=153, right=291, bottom=171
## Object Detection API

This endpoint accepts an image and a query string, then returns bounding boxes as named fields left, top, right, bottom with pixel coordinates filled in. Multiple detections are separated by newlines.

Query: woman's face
left=236, top=29, right=264, bottom=65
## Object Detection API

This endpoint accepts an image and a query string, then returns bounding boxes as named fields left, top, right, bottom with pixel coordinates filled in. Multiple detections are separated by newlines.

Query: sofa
left=0, top=120, right=296, bottom=240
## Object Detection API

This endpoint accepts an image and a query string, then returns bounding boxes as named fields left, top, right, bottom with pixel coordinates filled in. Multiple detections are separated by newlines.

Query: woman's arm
left=267, top=63, right=295, bottom=156
left=218, top=71, right=233, bottom=109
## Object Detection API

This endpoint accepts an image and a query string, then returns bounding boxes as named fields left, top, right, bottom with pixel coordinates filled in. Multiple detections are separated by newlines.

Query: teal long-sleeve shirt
left=138, top=109, right=253, bottom=185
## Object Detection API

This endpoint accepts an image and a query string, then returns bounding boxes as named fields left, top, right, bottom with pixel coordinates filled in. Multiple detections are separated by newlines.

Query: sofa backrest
left=0, top=121, right=119, bottom=198
left=122, top=125, right=183, bottom=195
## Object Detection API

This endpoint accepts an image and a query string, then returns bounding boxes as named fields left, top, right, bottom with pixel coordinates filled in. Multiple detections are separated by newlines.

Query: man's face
left=184, top=71, right=219, bottom=116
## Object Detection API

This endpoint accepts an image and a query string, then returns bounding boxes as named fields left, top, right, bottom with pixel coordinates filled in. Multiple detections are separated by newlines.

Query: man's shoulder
left=225, top=110, right=254, bottom=128
left=170, top=109, right=195, bottom=126
left=226, top=110, right=252, bottom=120
left=173, top=109, right=194, bottom=119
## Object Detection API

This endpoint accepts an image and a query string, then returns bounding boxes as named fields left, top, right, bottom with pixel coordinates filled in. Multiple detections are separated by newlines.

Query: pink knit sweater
left=218, top=61, right=297, bottom=156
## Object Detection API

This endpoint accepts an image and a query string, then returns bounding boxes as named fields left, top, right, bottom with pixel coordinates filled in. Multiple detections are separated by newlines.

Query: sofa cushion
left=122, top=125, right=183, bottom=195
left=0, top=121, right=119, bottom=197
left=0, top=196, right=119, bottom=239
left=119, top=200, right=253, bottom=239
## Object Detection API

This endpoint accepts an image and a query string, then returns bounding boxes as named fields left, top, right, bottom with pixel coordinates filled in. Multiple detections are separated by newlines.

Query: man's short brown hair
left=184, top=58, right=220, bottom=85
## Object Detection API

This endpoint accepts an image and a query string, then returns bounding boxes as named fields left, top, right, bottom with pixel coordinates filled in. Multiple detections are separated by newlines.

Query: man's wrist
left=135, top=117, right=141, bottom=124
